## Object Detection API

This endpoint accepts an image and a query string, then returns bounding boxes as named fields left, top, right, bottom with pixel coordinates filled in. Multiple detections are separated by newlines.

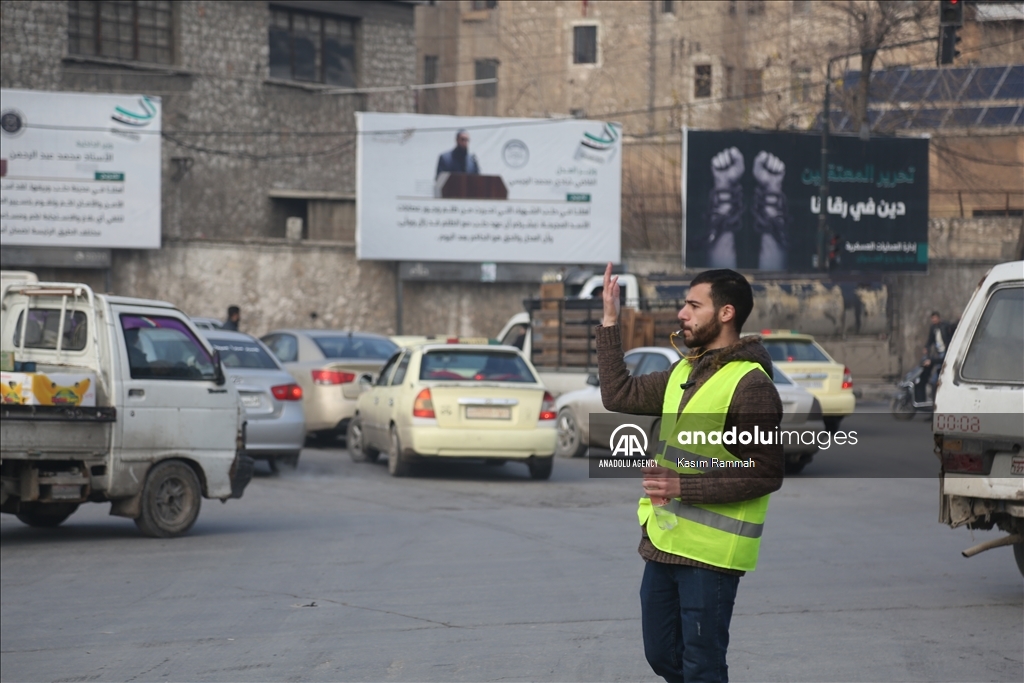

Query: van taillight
left=271, top=384, right=303, bottom=401
left=312, top=369, right=356, bottom=385
left=539, top=392, right=556, bottom=421
left=842, top=366, right=853, bottom=390
left=413, top=388, right=435, bottom=418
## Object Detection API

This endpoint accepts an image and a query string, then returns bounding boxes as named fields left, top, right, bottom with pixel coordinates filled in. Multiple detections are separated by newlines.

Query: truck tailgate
left=1, top=405, right=115, bottom=457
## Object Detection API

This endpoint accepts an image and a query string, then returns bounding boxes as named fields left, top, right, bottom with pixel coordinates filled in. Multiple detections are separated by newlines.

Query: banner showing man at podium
left=435, top=129, right=507, bottom=199
left=356, top=112, right=622, bottom=265
left=436, top=129, right=480, bottom=178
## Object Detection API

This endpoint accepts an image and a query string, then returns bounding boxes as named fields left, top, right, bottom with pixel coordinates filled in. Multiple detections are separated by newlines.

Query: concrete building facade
left=1, top=0, right=418, bottom=333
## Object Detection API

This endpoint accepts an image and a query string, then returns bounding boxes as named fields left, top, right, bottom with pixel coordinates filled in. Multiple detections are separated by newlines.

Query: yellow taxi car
left=758, top=330, right=855, bottom=431
left=346, top=343, right=558, bottom=479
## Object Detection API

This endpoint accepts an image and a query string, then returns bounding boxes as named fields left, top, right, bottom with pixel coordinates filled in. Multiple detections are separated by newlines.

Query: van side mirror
left=586, top=373, right=600, bottom=387
left=359, top=373, right=373, bottom=386
left=213, top=350, right=226, bottom=386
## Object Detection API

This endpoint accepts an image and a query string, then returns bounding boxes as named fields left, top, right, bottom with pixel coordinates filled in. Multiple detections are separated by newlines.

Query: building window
left=573, top=25, right=598, bottom=64
left=793, top=0, right=812, bottom=15
left=747, top=1, right=766, bottom=15
left=269, top=7, right=356, bottom=87
left=725, top=65, right=734, bottom=98
left=790, top=66, right=812, bottom=102
left=744, top=68, right=763, bottom=99
left=421, top=55, right=439, bottom=113
left=471, top=0, right=498, bottom=9
left=694, top=64, right=712, bottom=98
left=68, top=1, right=174, bottom=64
left=662, top=0, right=674, bottom=13
left=475, top=59, right=498, bottom=98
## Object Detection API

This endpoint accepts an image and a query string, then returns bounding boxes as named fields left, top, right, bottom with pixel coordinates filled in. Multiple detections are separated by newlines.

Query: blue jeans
left=640, top=560, right=740, bottom=683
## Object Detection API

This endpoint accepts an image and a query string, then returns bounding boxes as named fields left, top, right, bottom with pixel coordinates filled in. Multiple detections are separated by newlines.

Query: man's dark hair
left=228, top=305, right=240, bottom=317
left=930, top=310, right=941, bottom=318
left=690, top=269, right=754, bottom=332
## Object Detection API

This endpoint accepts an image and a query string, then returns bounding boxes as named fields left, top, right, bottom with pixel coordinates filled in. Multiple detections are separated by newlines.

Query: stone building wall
left=1, top=0, right=417, bottom=242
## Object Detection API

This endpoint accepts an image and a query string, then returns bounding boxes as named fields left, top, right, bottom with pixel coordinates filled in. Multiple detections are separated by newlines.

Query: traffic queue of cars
left=186, top=317, right=848, bottom=480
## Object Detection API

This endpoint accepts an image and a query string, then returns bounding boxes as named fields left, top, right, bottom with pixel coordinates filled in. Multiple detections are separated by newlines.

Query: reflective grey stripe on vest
left=659, top=499, right=764, bottom=539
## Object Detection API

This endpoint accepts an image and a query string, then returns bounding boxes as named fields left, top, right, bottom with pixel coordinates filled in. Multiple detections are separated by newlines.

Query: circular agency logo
left=609, top=423, right=649, bottom=457
left=1, top=109, right=26, bottom=137
left=502, top=139, right=529, bottom=168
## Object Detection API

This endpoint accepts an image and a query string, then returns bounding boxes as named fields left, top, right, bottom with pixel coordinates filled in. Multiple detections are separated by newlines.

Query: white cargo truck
left=932, top=261, right=1024, bottom=576
left=1, top=282, right=253, bottom=537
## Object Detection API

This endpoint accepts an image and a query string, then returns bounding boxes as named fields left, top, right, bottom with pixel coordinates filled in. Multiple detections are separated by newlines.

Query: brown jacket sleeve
left=595, top=324, right=673, bottom=417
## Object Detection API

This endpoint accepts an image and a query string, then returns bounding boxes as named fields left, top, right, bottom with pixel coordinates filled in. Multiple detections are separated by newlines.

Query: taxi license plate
left=798, top=380, right=823, bottom=389
left=466, top=406, right=511, bottom=420
left=241, top=394, right=261, bottom=408
left=1012, top=457, right=1024, bottom=476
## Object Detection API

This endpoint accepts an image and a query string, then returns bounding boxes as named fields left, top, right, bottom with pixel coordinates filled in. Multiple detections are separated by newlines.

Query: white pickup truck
left=933, top=261, right=1024, bottom=576
left=0, top=282, right=252, bottom=537
left=496, top=274, right=642, bottom=397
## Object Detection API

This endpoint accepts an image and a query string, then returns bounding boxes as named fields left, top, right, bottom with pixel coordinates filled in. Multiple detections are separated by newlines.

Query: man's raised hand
left=602, top=262, right=620, bottom=327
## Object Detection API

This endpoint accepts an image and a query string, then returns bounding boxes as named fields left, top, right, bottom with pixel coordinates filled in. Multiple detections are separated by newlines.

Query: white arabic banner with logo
left=356, top=112, right=621, bottom=263
left=1, top=89, right=162, bottom=249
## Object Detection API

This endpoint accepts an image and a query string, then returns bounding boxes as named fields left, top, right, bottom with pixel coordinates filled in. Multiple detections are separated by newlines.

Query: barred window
left=573, top=26, right=598, bottom=64
left=475, top=59, right=498, bottom=98
left=269, top=7, right=356, bottom=87
left=694, top=64, right=712, bottom=98
left=68, top=1, right=173, bottom=65
left=744, top=68, right=763, bottom=98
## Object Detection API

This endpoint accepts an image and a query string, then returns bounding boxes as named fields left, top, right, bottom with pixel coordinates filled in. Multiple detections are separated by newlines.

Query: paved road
left=2, top=408, right=1021, bottom=682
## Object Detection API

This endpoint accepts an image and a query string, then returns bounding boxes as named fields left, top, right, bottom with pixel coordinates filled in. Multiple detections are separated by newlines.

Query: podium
left=436, top=173, right=508, bottom=200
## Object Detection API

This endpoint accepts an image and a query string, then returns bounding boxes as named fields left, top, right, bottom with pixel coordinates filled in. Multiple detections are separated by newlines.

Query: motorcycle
left=891, top=356, right=939, bottom=420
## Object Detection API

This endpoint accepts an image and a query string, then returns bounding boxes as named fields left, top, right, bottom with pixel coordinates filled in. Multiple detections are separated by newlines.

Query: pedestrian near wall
left=596, top=263, right=784, bottom=683
left=223, top=305, right=240, bottom=331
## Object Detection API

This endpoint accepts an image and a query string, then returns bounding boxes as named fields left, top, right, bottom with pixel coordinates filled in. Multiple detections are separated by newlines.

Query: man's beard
left=683, top=314, right=722, bottom=349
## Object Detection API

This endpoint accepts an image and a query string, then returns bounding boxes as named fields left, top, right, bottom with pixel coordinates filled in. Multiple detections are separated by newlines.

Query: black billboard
left=683, top=130, right=929, bottom=272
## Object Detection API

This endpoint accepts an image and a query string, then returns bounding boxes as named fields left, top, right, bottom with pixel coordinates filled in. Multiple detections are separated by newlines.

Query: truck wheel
left=134, top=461, right=202, bottom=538
left=555, top=408, right=587, bottom=458
left=528, top=455, right=554, bottom=480
left=387, top=425, right=411, bottom=477
left=347, top=417, right=379, bottom=463
left=16, top=503, right=79, bottom=528
left=1014, top=541, right=1024, bottom=578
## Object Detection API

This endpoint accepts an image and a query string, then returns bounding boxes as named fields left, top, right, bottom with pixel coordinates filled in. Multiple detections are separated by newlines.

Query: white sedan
left=554, top=346, right=822, bottom=473
left=347, top=343, right=558, bottom=479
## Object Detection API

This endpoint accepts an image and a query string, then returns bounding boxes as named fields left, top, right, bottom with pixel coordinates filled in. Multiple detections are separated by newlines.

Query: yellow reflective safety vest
left=637, top=358, right=771, bottom=572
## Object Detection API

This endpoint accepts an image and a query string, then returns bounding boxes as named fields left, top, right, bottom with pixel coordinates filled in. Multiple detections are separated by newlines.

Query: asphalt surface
left=1, top=403, right=1021, bottom=683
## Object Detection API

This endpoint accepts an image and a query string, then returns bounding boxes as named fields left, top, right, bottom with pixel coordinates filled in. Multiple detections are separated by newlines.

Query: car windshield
left=313, top=335, right=398, bottom=360
left=420, top=350, right=536, bottom=383
left=763, top=340, right=830, bottom=362
left=208, top=338, right=279, bottom=369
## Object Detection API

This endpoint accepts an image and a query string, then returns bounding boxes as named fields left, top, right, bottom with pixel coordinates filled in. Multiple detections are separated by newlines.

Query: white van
left=932, top=261, right=1024, bottom=576
left=1, top=282, right=252, bottom=537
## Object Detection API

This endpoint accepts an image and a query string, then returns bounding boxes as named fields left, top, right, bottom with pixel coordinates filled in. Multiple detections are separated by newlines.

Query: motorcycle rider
left=922, top=311, right=954, bottom=400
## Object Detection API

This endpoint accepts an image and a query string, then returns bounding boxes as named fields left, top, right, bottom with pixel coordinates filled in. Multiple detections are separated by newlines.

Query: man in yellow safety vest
left=596, top=263, right=784, bottom=683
